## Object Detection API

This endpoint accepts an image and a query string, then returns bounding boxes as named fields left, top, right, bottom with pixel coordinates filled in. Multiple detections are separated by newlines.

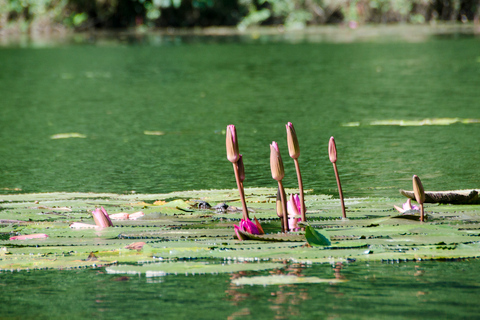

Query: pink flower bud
left=286, top=122, right=300, bottom=159
left=226, top=124, right=240, bottom=163
left=328, top=136, right=337, bottom=163
left=270, top=141, right=285, bottom=181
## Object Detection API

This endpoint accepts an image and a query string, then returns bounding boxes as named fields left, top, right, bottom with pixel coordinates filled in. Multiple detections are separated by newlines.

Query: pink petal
left=101, top=206, right=113, bottom=226
left=288, top=217, right=300, bottom=231
left=402, top=199, right=412, bottom=211
left=10, top=234, right=48, bottom=240
left=129, top=211, right=145, bottom=220
left=293, top=194, right=302, bottom=213
left=92, top=208, right=111, bottom=228
left=271, top=141, right=279, bottom=152
left=109, top=213, right=130, bottom=220
left=243, top=219, right=259, bottom=234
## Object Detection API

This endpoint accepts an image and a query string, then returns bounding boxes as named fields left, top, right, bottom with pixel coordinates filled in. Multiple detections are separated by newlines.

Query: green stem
left=333, top=163, right=346, bottom=219
left=420, top=203, right=424, bottom=222
left=278, top=180, right=288, bottom=232
left=233, top=163, right=248, bottom=220
left=294, top=158, right=306, bottom=223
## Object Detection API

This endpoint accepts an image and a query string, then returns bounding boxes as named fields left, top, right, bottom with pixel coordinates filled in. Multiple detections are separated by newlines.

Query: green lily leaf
left=305, top=225, right=331, bottom=246
left=105, top=261, right=283, bottom=276
left=237, top=230, right=306, bottom=242
left=232, top=275, right=347, bottom=286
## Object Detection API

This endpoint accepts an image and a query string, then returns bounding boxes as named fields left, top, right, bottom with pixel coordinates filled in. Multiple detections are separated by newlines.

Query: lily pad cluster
left=0, top=189, right=479, bottom=274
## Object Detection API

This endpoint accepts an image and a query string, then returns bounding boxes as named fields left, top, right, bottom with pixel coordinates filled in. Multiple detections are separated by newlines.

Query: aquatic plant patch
left=1, top=189, right=480, bottom=271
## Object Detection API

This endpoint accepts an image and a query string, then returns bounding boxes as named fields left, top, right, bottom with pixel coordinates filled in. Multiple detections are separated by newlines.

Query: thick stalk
left=294, top=158, right=306, bottom=222
left=420, top=204, right=424, bottom=222
left=333, top=163, right=346, bottom=219
left=277, top=180, right=288, bottom=232
left=233, top=163, right=248, bottom=220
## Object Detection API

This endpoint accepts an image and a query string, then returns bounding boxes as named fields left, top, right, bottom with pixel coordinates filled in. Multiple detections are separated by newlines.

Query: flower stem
left=333, top=163, right=346, bottom=219
left=277, top=180, right=288, bottom=232
left=233, top=162, right=248, bottom=220
left=420, top=203, right=424, bottom=222
left=294, top=158, right=306, bottom=223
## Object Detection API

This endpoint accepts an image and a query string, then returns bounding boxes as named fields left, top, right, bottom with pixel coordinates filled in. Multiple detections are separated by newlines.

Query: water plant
left=286, top=122, right=306, bottom=223
left=394, top=198, right=419, bottom=214
left=226, top=125, right=249, bottom=220
left=413, top=175, right=426, bottom=222
left=270, top=141, right=288, bottom=232
left=234, top=218, right=263, bottom=240
left=328, top=136, right=346, bottom=219
left=287, top=194, right=302, bottom=231
left=92, top=207, right=113, bottom=228
left=10, top=233, right=49, bottom=240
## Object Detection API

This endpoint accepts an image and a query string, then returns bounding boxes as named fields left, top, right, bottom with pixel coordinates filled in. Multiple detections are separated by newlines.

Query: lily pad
left=305, top=225, right=331, bottom=246
left=232, top=275, right=348, bottom=286
left=105, top=261, right=283, bottom=276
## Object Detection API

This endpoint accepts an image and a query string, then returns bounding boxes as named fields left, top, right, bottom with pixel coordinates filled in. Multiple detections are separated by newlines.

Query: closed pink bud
left=328, top=136, right=337, bottom=163
left=412, top=175, right=425, bottom=204
left=286, top=122, right=300, bottom=159
left=226, top=125, right=240, bottom=163
left=270, top=141, right=285, bottom=181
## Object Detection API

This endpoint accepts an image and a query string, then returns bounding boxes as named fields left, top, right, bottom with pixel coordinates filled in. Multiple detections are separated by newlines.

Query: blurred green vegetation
left=0, top=0, right=479, bottom=35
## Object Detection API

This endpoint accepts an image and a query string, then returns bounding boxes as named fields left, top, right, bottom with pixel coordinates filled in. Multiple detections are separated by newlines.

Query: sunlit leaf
left=305, top=225, right=331, bottom=246
left=232, top=275, right=347, bottom=286
left=105, top=261, right=282, bottom=276
left=50, top=133, right=87, bottom=139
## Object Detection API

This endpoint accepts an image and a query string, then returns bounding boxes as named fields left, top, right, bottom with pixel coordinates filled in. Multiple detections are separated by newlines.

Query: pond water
left=1, top=260, right=479, bottom=319
left=1, top=28, right=480, bottom=319
left=0, top=29, right=479, bottom=198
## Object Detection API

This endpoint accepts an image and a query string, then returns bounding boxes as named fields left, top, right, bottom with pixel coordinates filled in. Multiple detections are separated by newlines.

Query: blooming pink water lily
left=92, top=206, right=113, bottom=228
left=394, top=199, right=420, bottom=214
left=287, top=194, right=302, bottom=231
left=234, top=218, right=262, bottom=240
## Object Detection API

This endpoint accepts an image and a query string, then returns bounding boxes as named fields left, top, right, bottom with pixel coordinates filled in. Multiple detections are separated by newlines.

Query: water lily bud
left=276, top=187, right=283, bottom=218
left=270, top=141, right=285, bottom=181
left=226, top=124, right=240, bottom=163
left=287, top=194, right=300, bottom=217
left=101, top=206, right=113, bottom=226
left=328, top=136, right=337, bottom=163
left=286, top=122, right=300, bottom=159
left=92, top=207, right=112, bottom=228
left=237, top=154, right=245, bottom=183
left=412, top=175, right=425, bottom=204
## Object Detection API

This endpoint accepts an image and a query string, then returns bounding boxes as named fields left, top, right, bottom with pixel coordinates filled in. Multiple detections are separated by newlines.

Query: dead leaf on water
left=50, top=133, right=87, bottom=139
left=342, top=118, right=480, bottom=127
left=144, top=131, right=165, bottom=136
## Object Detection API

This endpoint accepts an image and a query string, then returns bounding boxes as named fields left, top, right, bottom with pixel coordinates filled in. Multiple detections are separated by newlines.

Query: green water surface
left=1, top=260, right=479, bottom=319
left=1, top=32, right=479, bottom=197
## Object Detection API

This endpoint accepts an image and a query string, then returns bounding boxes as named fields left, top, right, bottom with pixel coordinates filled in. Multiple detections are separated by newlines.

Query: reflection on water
left=0, top=260, right=479, bottom=319
left=0, top=32, right=479, bottom=198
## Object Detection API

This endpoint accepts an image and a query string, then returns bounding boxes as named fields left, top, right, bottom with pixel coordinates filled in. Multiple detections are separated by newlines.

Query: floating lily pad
left=232, top=275, right=348, bottom=286
left=1, top=190, right=480, bottom=270
left=236, top=231, right=306, bottom=242
left=305, top=225, right=331, bottom=246
left=105, top=261, right=283, bottom=276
